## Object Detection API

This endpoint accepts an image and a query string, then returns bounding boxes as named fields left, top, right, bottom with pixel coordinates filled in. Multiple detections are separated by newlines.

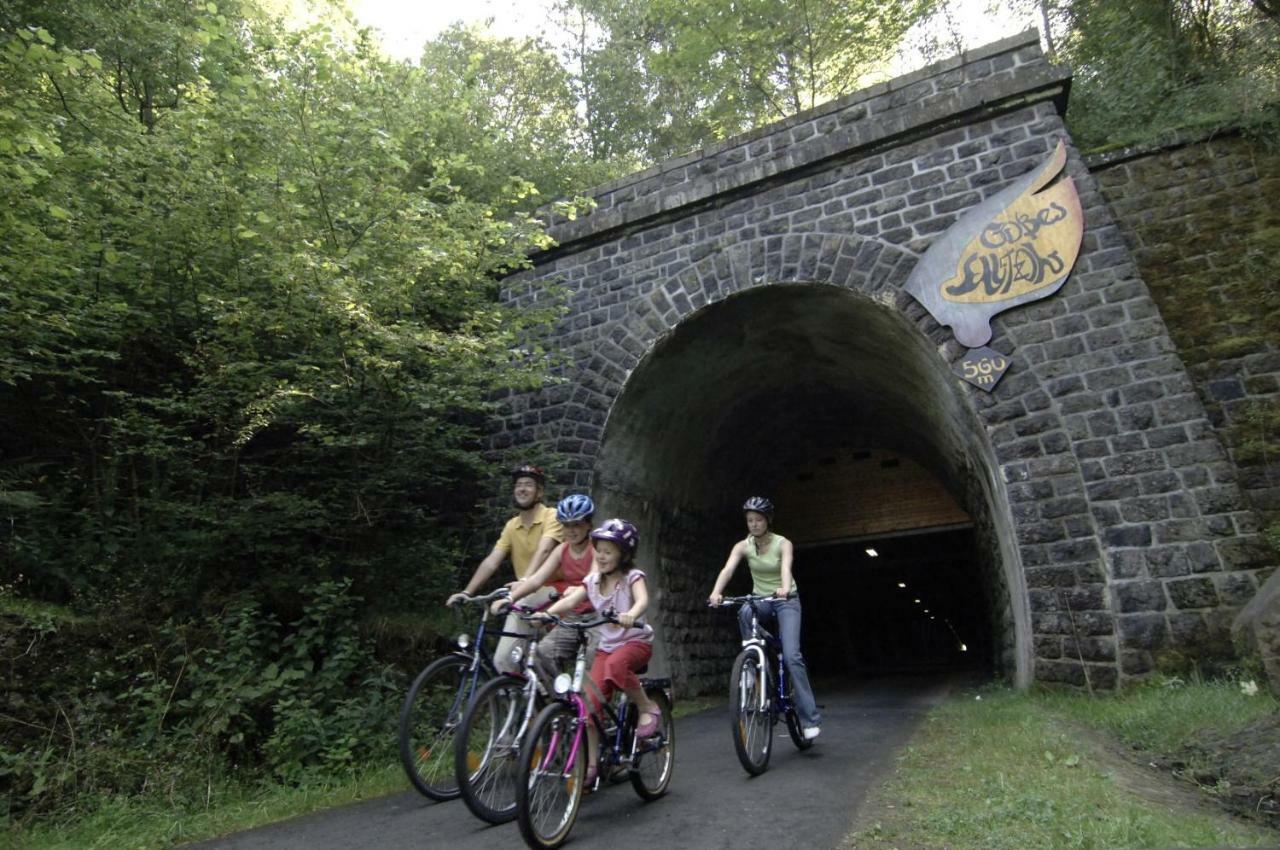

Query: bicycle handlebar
left=711, top=592, right=797, bottom=608
left=527, top=610, right=646, bottom=631
left=448, top=587, right=512, bottom=607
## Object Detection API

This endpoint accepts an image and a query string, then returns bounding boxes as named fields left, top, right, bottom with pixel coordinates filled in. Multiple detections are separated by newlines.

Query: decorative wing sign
left=905, top=140, right=1084, bottom=350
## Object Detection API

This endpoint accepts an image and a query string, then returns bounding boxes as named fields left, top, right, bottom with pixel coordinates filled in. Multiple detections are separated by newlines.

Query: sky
left=350, top=0, right=560, bottom=60
left=348, top=0, right=1036, bottom=71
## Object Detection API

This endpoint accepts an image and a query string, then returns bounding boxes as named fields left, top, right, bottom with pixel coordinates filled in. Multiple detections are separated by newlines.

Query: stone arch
left=576, top=233, right=1031, bottom=694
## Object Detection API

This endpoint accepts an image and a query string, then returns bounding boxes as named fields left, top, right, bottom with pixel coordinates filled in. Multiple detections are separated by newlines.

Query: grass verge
left=16, top=695, right=713, bottom=849
left=842, top=680, right=1279, bottom=850
left=13, top=763, right=404, bottom=850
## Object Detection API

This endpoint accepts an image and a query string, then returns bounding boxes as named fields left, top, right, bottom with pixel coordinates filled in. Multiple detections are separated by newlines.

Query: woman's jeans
left=738, top=596, right=821, bottom=728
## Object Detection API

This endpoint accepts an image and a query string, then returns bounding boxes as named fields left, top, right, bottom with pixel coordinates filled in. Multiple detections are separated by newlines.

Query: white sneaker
left=802, top=725, right=821, bottom=740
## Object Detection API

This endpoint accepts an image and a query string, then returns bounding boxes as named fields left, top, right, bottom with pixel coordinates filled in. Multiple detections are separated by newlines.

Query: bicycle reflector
left=553, top=673, right=572, bottom=695
left=509, top=644, right=524, bottom=665
left=456, top=633, right=471, bottom=650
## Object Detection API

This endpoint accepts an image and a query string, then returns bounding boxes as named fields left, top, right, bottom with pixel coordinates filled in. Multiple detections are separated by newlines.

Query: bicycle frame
left=533, top=619, right=663, bottom=785
left=445, top=591, right=541, bottom=718
left=731, top=595, right=796, bottom=721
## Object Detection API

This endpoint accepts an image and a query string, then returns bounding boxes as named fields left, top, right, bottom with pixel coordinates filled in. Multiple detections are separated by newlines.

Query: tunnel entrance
left=591, top=282, right=1029, bottom=696
left=800, top=528, right=992, bottom=676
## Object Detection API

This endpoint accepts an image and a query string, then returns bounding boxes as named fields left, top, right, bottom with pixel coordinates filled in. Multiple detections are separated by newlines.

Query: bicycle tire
left=729, top=650, right=771, bottom=775
left=455, top=674, right=533, bottom=823
left=629, top=688, right=675, bottom=800
left=398, top=654, right=480, bottom=800
left=516, top=701, right=584, bottom=850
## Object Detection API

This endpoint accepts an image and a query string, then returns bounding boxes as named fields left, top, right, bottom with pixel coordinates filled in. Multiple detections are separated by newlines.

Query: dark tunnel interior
left=797, top=528, right=993, bottom=677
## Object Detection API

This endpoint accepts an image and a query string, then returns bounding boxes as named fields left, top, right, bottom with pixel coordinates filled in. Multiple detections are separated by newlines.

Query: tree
left=418, top=24, right=615, bottom=203
left=0, top=3, right=576, bottom=616
left=551, top=0, right=939, bottom=165
left=1031, top=0, right=1280, bottom=149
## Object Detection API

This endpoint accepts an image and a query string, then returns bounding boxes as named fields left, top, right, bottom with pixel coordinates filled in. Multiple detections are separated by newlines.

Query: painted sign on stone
left=905, top=140, right=1084, bottom=348
left=954, top=346, right=1011, bottom=391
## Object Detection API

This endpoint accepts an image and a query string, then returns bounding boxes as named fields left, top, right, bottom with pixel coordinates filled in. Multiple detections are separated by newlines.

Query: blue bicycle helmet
left=590, top=518, right=639, bottom=558
left=556, top=494, right=595, bottom=523
left=742, top=496, right=774, bottom=519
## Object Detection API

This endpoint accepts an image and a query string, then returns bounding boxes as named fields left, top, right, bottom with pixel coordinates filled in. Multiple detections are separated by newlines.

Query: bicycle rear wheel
left=456, top=674, right=532, bottom=823
left=630, top=688, right=674, bottom=800
left=516, top=702, right=584, bottom=850
left=729, top=650, right=771, bottom=775
left=398, top=654, right=479, bottom=800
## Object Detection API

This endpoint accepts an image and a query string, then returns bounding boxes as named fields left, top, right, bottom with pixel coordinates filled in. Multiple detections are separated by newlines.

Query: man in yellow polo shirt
left=446, top=463, right=563, bottom=672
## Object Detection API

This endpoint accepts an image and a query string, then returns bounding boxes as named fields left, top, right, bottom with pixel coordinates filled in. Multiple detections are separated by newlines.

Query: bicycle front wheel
left=516, top=702, right=585, bottom=850
left=729, top=650, right=772, bottom=776
left=398, top=654, right=480, bottom=800
left=456, top=674, right=533, bottom=823
left=630, top=687, right=675, bottom=801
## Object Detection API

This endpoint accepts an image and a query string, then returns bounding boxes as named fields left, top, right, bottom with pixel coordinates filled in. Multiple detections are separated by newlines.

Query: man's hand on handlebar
left=707, top=592, right=723, bottom=607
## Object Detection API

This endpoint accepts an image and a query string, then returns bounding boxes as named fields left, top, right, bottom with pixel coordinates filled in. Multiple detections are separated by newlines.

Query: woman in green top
left=707, top=496, right=821, bottom=739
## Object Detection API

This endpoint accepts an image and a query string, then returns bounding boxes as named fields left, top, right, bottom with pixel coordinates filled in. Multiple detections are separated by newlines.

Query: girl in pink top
left=536, top=517, right=660, bottom=787
left=502, top=494, right=599, bottom=671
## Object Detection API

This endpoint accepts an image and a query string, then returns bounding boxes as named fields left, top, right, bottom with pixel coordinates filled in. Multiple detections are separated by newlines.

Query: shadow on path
left=186, top=673, right=976, bottom=850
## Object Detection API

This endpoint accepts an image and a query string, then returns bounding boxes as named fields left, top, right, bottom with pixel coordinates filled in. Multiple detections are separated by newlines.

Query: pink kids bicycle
left=514, top=612, right=674, bottom=849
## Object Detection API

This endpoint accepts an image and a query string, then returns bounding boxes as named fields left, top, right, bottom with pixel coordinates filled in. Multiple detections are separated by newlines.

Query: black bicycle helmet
left=510, top=463, right=546, bottom=485
left=742, top=496, right=774, bottom=519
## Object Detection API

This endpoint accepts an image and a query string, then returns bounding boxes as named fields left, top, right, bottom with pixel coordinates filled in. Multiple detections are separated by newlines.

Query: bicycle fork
left=740, top=639, right=769, bottom=713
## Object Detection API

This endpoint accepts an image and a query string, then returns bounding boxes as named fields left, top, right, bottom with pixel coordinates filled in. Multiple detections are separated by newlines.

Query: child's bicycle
left=398, top=587, right=531, bottom=800
left=452, top=609, right=556, bottom=824
left=713, top=594, right=813, bottom=775
left=515, top=613, right=674, bottom=850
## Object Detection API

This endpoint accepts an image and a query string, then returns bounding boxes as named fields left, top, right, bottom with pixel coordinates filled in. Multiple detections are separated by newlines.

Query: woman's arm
left=777, top=537, right=795, bottom=597
left=617, top=574, right=648, bottom=627
left=707, top=541, right=745, bottom=604
left=495, top=541, right=566, bottom=614
left=538, top=585, right=587, bottom=619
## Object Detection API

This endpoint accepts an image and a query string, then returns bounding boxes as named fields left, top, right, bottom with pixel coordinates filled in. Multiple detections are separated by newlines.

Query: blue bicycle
left=715, top=594, right=812, bottom=775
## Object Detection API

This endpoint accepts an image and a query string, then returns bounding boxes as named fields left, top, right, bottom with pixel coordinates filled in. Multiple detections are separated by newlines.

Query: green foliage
left=3, top=581, right=398, bottom=822
left=1044, top=0, right=1280, bottom=150
left=419, top=24, right=618, bottom=200
left=551, top=0, right=937, bottom=165
left=0, top=2, right=572, bottom=616
left=0, top=0, right=594, bottom=831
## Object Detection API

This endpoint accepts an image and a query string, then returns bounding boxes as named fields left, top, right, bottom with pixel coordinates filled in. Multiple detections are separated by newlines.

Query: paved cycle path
left=187, top=674, right=966, bottom=850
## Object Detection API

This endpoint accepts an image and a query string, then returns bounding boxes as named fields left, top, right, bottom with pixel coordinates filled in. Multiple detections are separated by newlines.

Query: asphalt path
left=188, top=674, right=965, bottom=850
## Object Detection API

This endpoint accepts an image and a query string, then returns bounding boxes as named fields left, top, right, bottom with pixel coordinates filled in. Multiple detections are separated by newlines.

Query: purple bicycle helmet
left=590, top=518, right=639, bottom=558
left=742, top=496, right=774, bottom=519
left=556, top=494, right=595, bottom=523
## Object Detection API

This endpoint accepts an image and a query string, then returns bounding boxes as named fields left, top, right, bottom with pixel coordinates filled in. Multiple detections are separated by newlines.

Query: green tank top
left=744, top=533, right=796, bottom=596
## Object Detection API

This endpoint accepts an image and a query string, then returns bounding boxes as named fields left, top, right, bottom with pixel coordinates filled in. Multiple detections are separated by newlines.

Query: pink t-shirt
left=584, top=569, right=654, bottom=652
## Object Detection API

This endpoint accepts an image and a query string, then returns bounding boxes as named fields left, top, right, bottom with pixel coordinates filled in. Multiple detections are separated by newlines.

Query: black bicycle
left=398, top=587, right=530, bottom=800
left=714, top=594, right=812, bottom=775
